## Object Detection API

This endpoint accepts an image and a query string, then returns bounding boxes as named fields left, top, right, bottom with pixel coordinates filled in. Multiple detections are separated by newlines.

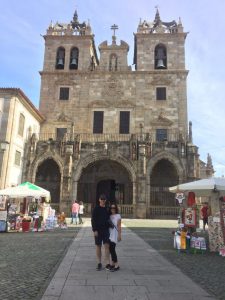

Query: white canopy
left=169, top=177, right=225, bottom=197
left=0, top=182, right=50, bottom=200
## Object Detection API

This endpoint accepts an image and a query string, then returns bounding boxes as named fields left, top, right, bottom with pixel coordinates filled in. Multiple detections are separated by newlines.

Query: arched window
left=18, top=113, right=25, bottom=137
left=109, top=53, right=118, bottom=71
left=56, top=47, right=65, bottom=70
left=70, top=47, right=79, bottom=70
left=154, top=44, right=167, bottom=69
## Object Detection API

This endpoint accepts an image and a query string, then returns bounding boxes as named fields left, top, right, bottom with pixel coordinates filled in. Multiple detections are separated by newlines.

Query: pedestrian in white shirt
left=108, top=203, right=121, bottom=271
left=78, top=201, right=84, bottom=224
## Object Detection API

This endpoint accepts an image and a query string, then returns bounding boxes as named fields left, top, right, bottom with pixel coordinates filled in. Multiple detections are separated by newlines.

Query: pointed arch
left=73, top=152, right=137, bottom=206
left=74, top=152, right=136, bottom=183
left=146, top=151, right=185, bottom=208
left=30, top=151, right=64, bottom=183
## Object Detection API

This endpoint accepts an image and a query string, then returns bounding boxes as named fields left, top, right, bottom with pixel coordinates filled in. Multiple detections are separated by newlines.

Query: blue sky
left=1, top=0, right=225, bottom=176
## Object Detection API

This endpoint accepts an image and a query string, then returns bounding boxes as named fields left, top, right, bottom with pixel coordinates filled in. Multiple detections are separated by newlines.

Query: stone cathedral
left=23, top=9, right=214, bottom=218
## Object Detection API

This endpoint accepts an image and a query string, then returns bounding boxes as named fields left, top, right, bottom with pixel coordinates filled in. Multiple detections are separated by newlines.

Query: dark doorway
left=35, top=159, right=61, bottom=204
left=150, top=159, right=179, bottom=206
left=96, top=180, right=116, bottom=203
left=77, top=159, right=131, bottom=207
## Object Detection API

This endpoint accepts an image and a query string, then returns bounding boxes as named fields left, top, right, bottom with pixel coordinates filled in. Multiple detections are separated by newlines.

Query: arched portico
left=73, top=153, right=136, bottom=210
left=29, top=153, right=64, bottom=211
left=146, top=151, right=185, bottom=218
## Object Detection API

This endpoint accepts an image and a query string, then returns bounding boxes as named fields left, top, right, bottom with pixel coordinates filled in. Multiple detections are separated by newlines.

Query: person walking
left=91, top=194, right=110, bottom=271
left=78, top=201, right=84, bottom=224
left=71, top=200, right=79, bottom=225
left=108, top=203, right=121, bottom=271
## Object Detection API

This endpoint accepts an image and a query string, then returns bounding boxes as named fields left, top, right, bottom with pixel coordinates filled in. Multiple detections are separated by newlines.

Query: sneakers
left=105, top=264, right=111, bottom=270
left=96, top=263, right=102, bottom=271
left=110, top=266, right=120, bottom=272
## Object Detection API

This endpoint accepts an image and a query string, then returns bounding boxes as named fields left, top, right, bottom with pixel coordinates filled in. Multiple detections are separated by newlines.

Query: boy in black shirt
left=91, top=194, right=110, bottom=271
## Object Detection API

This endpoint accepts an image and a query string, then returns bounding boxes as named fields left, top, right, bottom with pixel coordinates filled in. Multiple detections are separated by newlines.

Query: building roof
left=0, top=88, right=45, bottom=122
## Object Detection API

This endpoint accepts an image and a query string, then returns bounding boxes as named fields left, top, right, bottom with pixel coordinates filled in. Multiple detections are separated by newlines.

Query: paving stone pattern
left=0, top=228, right=79, bottom=300
left=123, top=220, right=225, bottom=300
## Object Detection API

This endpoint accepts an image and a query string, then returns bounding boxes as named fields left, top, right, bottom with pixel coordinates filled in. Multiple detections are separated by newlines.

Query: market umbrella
left=0, top=182, right=51, bottom=200
left=169, top=177, right=225, bottom=197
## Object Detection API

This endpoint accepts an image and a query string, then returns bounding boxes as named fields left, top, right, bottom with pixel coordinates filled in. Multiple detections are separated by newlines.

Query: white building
left=0, top=88, right=44, bottom=189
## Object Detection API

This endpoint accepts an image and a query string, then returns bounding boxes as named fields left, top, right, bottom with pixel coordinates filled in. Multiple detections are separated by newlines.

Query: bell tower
left=39, top=10, right=99, bottom=118
left=133, top=8, right=188, bottom=138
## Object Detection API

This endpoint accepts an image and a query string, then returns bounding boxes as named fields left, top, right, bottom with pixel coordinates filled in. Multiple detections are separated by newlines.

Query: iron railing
left=36, top=129, right=185, bottom=144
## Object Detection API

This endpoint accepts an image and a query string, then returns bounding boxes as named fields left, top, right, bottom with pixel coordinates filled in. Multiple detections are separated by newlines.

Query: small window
left=93, top=111, right=104, bottom=134
left=156, top=129, right=167, bottom=142
left=18, top=113, right=25, bottom=136
left=120, top=111, right=130, bottom=134
left=15, top=151, right=21, bottom=166
left=59, top=87, right=69, bottom=100
left=56, top=128, right=67, bottom=140
left=156, top=87, right=166, bottom=100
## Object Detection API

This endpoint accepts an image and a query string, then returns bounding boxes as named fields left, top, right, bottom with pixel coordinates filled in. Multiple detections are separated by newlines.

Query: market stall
left=170, top=177, right=225, bottom=254
left=0, top=182, right=55, bottom=232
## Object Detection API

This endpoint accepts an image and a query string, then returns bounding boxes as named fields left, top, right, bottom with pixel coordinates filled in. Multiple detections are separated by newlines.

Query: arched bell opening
left=150, top=159, right=178, bottom=207
left=56, top=47, right=65, bottom=70
left=35, top=158, right=61, bottom=207
left=69, top=47, right=79, bottom=70
left=77, top=159, right=132, bottom=208
left=154, top=44, right=167, bottom=69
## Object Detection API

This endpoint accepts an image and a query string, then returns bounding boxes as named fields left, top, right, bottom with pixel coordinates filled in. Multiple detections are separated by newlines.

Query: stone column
left=135, top=142, right=147, bottom=218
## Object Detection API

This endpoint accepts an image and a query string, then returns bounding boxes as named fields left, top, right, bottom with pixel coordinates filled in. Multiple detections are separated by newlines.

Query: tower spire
left=154, top=6, right=161, bottom=24
left=71, top=9, right=79, bottom=29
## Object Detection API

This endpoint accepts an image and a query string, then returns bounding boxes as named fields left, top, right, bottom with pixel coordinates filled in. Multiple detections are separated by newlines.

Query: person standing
left=201, top=202, right=210, bottom=231
left=91, top=194, right=110, bottom=271
left=71, top=200, right=79, bottom=225
left=108, top=203, right=121, bottom=271
left=78, top=201, right=84, bottom=224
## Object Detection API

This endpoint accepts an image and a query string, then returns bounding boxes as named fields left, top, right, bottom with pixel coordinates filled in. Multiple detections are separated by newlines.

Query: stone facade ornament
left=102, top=76, right=124, bottom=98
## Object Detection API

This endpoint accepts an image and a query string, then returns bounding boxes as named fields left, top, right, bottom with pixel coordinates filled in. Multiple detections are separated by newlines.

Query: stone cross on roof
left=111, top=24, right=118, bottom=45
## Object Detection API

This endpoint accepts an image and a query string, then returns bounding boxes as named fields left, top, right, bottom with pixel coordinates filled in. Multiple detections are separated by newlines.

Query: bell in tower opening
left=56, top=47, right=65, bottom=70
left=155, top=44, right=167, bottom=69
left=70, top=47, right=79, bottom=70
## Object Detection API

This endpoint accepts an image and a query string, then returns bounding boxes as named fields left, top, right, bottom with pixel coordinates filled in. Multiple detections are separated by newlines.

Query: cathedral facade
left=23, top=9, right=213, bottom=218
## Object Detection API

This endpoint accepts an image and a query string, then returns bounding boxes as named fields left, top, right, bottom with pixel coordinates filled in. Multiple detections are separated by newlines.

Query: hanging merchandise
left=183, top=208, right=197, bottom=227
left=187, top=192, right=196, bottom=207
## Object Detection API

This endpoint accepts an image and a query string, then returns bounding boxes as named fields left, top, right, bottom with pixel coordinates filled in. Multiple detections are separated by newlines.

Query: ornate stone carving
left=57, top=112, right=71, bottom=122
left=150, top=110, right=173, bottom=126
left=102, top=76, right=124, bottom=98
left=89, top=99, right=134, bottom=108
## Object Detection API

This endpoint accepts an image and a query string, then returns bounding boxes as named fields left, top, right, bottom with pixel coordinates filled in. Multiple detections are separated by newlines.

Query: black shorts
left=94, top=229, right=110, bottom=245
left=203, top=217, right=208, bottom=225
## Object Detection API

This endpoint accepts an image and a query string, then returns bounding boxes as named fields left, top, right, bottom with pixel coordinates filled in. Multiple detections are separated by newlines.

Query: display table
left=22, top=221, right=31, bottom=232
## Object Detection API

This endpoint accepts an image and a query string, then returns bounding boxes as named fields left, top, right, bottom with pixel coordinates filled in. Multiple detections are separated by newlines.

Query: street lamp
left=0, top=141, right=9, bottom=152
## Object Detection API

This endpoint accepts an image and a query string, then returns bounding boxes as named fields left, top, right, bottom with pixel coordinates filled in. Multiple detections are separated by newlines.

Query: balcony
left=37, top=129, right=184, bottom=144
